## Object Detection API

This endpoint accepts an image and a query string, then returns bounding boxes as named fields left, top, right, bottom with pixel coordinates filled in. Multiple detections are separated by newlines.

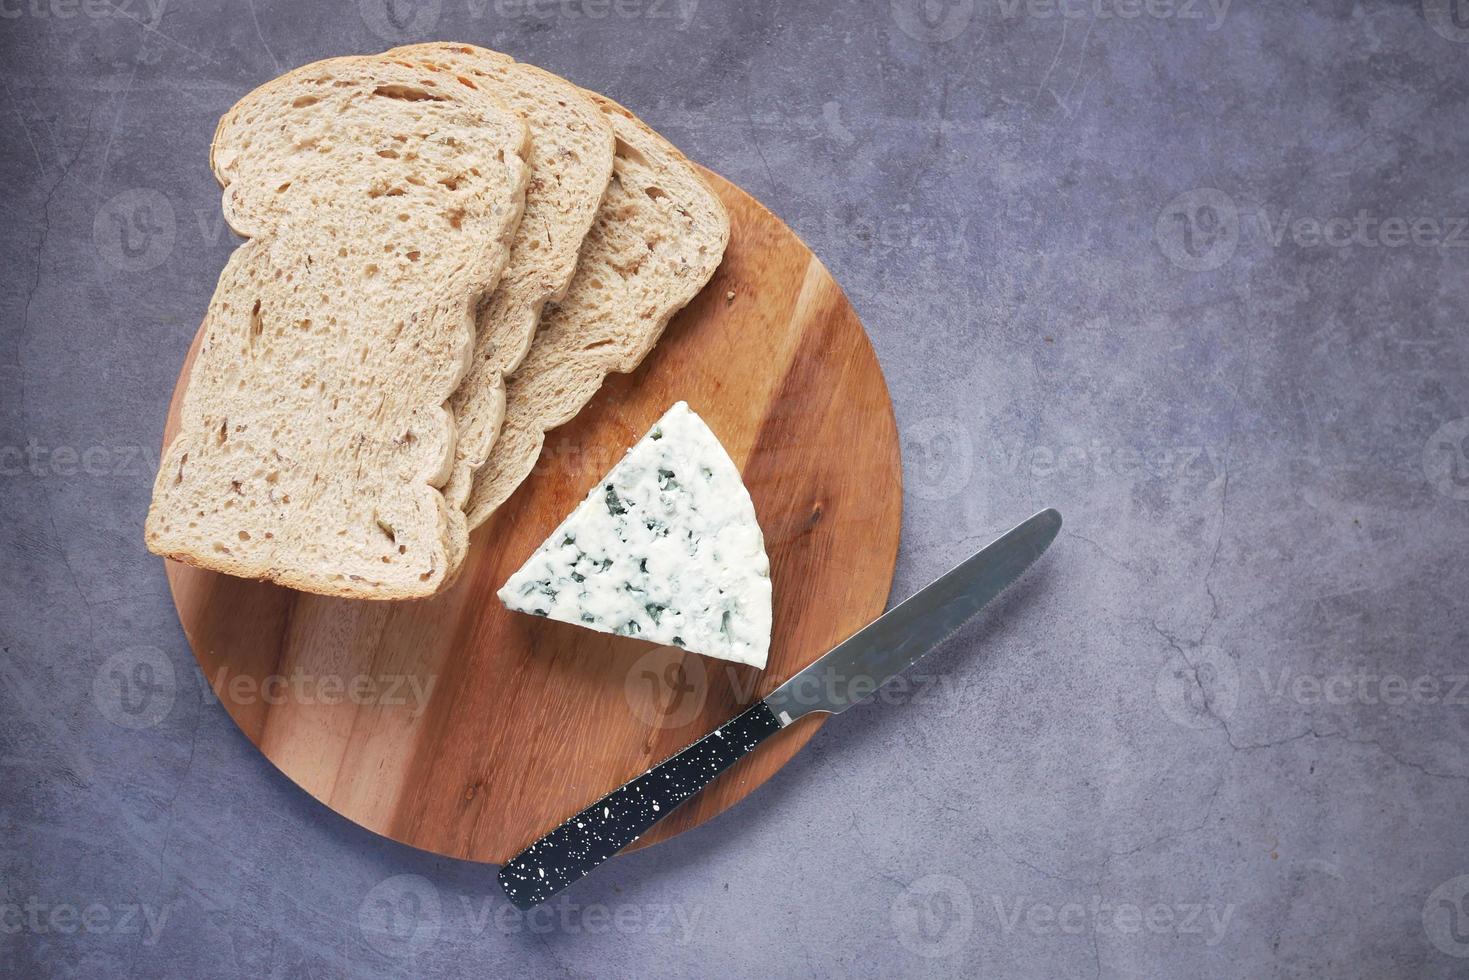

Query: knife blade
left=498, top=508, right=1062, bottom=909
left=764, top=506, right=1062, bottom=725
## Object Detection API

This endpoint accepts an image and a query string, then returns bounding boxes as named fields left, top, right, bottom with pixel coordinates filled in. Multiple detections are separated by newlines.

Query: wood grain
left=162, top=169, right=903, bottom=864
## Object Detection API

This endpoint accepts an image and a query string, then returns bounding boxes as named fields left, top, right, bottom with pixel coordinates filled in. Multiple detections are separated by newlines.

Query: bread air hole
left=371, top=84, right=446, bottom=103
left=644, top=185, right=667, bottom=201
left=614, top=138, right=648, bottom=166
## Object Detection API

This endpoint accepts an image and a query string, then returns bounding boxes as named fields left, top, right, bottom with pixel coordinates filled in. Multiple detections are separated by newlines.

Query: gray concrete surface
left=4, top=1, right=1469, bottom=976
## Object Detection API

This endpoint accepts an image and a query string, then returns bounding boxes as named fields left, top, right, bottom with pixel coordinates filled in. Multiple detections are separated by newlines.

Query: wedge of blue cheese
left=498, top=402, right=773, bottom=668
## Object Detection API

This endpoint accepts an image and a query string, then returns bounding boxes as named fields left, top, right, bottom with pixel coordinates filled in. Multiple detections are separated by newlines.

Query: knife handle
left=498, top=700, right=784, bottom=909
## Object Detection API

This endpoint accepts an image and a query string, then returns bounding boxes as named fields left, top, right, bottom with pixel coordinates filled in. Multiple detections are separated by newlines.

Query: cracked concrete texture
left=2, top=1, right=1468, bottom=976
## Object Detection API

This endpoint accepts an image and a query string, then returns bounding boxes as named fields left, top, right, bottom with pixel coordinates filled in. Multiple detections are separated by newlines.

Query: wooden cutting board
left=163, top=168, right=902, bottom=864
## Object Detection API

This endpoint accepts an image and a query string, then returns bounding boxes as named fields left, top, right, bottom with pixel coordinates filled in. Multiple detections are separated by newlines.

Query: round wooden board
left=163, top=169, right=902, bottom=864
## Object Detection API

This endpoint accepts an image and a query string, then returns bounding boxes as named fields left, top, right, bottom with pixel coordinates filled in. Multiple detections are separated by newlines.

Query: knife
left=498, top=507, right=1062, bottom=909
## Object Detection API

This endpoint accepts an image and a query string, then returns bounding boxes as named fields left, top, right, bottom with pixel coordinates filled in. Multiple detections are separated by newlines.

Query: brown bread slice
left=462, top=91, right=730, bottom=530
left=144, top=55, right=530, bottom=598
left=385, top=43, right=616, bottom=570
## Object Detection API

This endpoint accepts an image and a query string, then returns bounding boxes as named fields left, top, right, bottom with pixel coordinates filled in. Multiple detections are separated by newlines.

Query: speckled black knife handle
left=498, top=700, right=783, bottom=909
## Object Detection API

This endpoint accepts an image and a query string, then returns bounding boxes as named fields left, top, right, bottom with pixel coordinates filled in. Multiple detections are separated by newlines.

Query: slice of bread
left=145, top=55, right=530, bottom=599
left=384, top=43, right=616, bottom=572
left=461, top=92, right=731, bottom=530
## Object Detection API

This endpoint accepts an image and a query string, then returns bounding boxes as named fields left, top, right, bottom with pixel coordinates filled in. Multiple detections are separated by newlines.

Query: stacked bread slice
left=145, top=46, right=729, bottom=599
